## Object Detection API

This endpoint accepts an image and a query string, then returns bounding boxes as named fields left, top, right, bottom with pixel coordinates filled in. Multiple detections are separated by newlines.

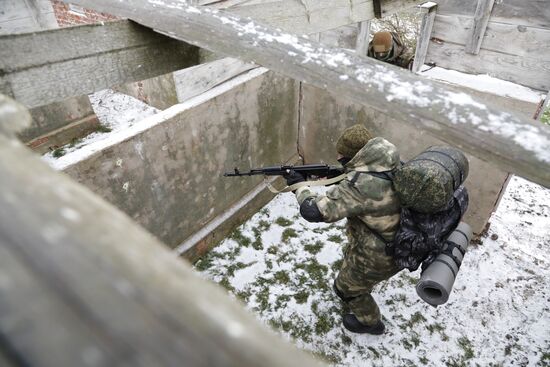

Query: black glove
left=283, top=170, right=306, bottom=186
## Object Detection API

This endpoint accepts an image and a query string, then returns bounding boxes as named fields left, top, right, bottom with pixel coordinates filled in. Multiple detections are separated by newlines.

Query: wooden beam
left=0, top=94, right=323, bottom=367
left=373, top=0, right=382, bottom=18
left=355, top=20, right=372, bottom=56
left=67, top=0, right=550, bottom=188
left=204, top=0, right=425, bottom=35
left=465, top=0, right=495, bottom=55
left=173, top=57, right=257, bottom=102
left=0, top=20, right=200, bottom=108
left=378, top=0, right=429, bottom=18
left=412, top=1, right=437, bottom=73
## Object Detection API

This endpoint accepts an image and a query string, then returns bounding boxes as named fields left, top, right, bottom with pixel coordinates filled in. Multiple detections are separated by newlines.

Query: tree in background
left=370, top=9, right=422, bottom=52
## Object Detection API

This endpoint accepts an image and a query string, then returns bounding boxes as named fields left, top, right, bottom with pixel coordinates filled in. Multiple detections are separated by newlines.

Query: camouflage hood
left=345, top=137, right=400, bottom=173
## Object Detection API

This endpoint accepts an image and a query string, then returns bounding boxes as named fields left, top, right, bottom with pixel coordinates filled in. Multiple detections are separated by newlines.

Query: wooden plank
left=205, top=0, right=425, bottom=35
left=319, top=24, right=357, bottom=49
left=355, top=20, right=371, bottom=56
left=67, top=0, right=550, bottom=187
left=433, top=0, right=550, bottom=29
left=412, top=2, right=437, bottom=73
left=0, top=20, right=200, bottom=108
left=173, top=57, right=257, bottom=102
left=373, top=0, right=382, bottom=18
left=378, top=0, right=428, bottom=18
left=208, top=0, right=375, bottom=35
left=432, top=14, right=550, bottom=58
left=425, top=41, right=550, bottom=91
left=465, top=0, right=495, bottom=55
left=0, top=95, right=324, bottom=367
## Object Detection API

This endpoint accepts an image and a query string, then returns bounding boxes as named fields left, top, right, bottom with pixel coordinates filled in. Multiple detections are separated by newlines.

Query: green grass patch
left=304, top=240, right=324, bottom=255
left=327, top=234, right=344, bottom=243
left=273, top=270, right=290, bottom=284
left=293, top=290, right=310, bottom=304
left=52, top=147, right=66, bottom=158
left=314, top=313, right=335, bottom=335
left=457, top=336, right=475, bottom=360
left=541, top=107, right=550, bottom=125
left=194, top=256, right=214, bottom=272
left=405, top=311, right=427, bottom=329
left=275, top=217, right=294, bottom=227
left=281, top=228, right=298, bottom=242
left=95, top=124, right=112, bottom=133
left=230, top=228, right=251, bottom=247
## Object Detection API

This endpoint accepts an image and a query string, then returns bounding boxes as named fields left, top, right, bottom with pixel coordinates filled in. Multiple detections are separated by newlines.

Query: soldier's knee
left=333, top=279, right=359, bottom=303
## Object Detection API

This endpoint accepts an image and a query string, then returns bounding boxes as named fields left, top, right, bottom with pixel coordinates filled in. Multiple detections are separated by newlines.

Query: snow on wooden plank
left=203, top=0, right=425, bottom=35
left=0, top=20, right=200, bottom=108
left=67, top=0, right=550, bottom=187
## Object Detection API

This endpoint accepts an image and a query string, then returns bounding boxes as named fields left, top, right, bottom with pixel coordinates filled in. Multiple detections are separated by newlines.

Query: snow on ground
left=195, top=176, right=550, bottom=366
left=41, top=89, right=160, bottom=169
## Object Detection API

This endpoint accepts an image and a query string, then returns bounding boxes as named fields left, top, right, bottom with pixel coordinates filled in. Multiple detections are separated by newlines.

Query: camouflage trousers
left=334, top=218, right=401, bottom=326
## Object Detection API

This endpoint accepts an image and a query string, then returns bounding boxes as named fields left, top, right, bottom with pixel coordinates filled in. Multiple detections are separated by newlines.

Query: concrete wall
left=0, top=0, right=58, bottom=34
left=0, top=0, right=100, bottom=151
left=114, top=73, right=179, bottom=111
left=299, top=83, right=510, bottom=235
left=21, top=95, right=97, bottom=143
left=63, top=70, right=299, bottom=253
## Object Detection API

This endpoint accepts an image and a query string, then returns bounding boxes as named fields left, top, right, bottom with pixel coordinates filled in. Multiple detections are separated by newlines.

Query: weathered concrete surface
left=63, top=71, right=299, bottom=249
left=114, top=72, right=179, bottom=110
left=2, top=0, right=99, bottom=152
left=0, top=0, right=58, bottom=34
left=299, top=84, right=511, bottom=235
left=26, top=114, right=101, bottom=154
left=182, top=173, right=296, bottom=263
left=20, top=95, right=96, bottom=145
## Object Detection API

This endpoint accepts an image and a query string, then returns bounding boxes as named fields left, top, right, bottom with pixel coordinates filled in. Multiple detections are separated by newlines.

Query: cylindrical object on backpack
left=416, top=222, right=473, bottom=306
left=393, top=146, right=469, bottom=213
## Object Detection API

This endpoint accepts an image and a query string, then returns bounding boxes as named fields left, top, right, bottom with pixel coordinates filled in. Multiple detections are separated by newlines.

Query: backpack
left=370, top=146, right=470, bottom=271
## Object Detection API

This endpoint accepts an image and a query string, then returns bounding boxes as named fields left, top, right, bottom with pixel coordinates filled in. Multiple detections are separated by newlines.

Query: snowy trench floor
left=194, top=176, right=550, bottom=366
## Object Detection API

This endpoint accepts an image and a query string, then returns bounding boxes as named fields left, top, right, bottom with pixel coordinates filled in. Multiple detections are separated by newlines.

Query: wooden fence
left=423, top=0, right=550, bottom=91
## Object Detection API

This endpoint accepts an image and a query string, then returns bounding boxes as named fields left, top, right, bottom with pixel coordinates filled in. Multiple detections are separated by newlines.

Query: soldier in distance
left=284, top=124, right=402, bottom=335
left=368, top=31, right=414, bottom=70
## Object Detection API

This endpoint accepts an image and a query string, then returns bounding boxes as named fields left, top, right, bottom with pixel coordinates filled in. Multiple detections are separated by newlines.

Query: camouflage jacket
left=295, top=137, right=401, bottom=247
left=367, top=32, right=414, bottom=70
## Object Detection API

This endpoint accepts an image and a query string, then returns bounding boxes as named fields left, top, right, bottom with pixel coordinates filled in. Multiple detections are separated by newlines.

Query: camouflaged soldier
left=368, top=31, right=414, bottom=70
left=284, top=124, right=402, bottom=334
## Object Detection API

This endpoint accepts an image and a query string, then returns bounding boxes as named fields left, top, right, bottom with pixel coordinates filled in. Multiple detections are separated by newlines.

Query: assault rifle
left=224, top=163, right=344, bottom=179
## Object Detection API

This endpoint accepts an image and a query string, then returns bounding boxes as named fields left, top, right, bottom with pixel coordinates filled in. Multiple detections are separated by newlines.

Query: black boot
left=343, top=314, right=385, bottom=335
